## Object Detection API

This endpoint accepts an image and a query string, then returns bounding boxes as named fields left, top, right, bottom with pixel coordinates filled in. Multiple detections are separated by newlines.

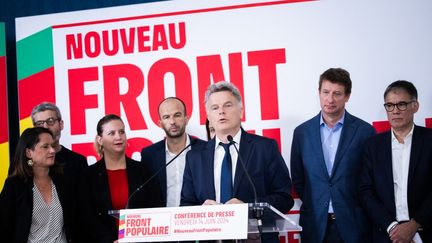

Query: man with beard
left=141, top=97, right=205, bottom=207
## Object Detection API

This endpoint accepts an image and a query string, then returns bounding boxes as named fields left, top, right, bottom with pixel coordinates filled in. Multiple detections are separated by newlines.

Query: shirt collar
left=215, top=129, right=242, bottom=149
left=165, top=134, right=190, bottom=154
left=320, top=110, right=345, bottom=127
left=391, top=124, right=414, bottom=143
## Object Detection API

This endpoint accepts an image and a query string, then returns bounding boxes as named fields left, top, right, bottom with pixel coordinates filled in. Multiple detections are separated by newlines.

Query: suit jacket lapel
left=126, top=158, right=142, bottom=196
left=408, top=126, right=422, bottom=184
left=203, top=139, right=216, bottom=200
left=332, top=112, right=356, bottom=177
left=95, top=159, right=113, bottom=210
left=381, top=132, right=395, bottom=204
left=312, top=114, right=330, bottom=179
left=155, top=142, right=167, bottom=203
left=233, top=130, right=252, bottom=195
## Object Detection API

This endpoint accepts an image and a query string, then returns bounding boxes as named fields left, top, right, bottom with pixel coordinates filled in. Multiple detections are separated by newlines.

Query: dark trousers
left=323, top=213, right=343, bottom=243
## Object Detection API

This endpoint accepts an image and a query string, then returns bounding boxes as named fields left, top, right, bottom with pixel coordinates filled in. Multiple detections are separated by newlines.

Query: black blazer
left=140, top=135, right=206, bottom=206
left=78, top=157, right=163, bottom=243
left=0, top=173, right=75, bottom=243
left=359, top=126, right=432, bottom=242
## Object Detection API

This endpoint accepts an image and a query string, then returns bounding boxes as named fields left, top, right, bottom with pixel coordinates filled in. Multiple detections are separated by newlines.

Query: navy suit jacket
left=181, top=130, right=294, bottom=214
left=140, top=136, right=206, bottom=206
left=359, top=126, right=432, bottom=242
left=78, top=157, right=163, bottom=243
left=290, top=111, right=375, bottom=243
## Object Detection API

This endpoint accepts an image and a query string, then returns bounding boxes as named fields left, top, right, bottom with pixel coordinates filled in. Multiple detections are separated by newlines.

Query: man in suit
left=31, top=102, right=88, bottom=171
left=30, top=102, right=88, bottom=175
left=290, top=68, right=376, bottom=243
left=181, top=81, right=294, bottom=242
left=141, top=97, right=205, bottom=207
left=359, top=80, right=432, bottom=243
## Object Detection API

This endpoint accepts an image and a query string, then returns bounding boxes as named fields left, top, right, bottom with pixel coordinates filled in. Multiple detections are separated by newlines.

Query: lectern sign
left=118, top=204, right=248, bottom=242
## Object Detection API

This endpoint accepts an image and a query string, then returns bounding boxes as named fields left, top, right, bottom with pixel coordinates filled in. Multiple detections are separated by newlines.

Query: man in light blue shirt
left=320, top=113, right=344, bottom=214
left=291, top=68, right=376, bottom=243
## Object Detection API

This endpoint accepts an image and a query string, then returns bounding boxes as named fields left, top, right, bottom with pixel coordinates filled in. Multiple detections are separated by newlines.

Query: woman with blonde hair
left=78, top=114, right=162, bottom=243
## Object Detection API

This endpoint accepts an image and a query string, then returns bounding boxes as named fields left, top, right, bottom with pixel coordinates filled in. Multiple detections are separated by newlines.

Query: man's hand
left=202, top=199, right=219, bottom=205
left=225, top=198, right=244, bottom=204
left=202, top=198, right=244, bottom=205
left=389, top=219, right=420, bottom=243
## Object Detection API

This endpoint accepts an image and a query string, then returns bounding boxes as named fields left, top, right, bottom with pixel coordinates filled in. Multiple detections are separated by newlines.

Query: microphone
left=227, top=135, right=258, bottom=204
left=227, top=135, right=263, bottom=237
left=125, top=138, right=198, bottom=209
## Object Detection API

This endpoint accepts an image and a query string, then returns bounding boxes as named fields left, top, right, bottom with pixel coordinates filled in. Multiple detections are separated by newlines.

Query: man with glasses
left=359, top=80, right=432, bottom=243
left=31, top=102, right=87, bottom=168
left=291, top=68, right=376, bottom=243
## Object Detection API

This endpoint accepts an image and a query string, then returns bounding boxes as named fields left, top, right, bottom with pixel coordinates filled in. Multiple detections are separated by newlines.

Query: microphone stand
left=125, top=139, right=197, bottom=209
left=227, top=135, right=263, bottom=241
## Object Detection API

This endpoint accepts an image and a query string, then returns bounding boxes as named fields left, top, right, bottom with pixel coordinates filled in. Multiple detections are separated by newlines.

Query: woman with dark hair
left=205, top=118, right=216, bottom=140
left=78, top=114, right=162, bottom=243
left=0, top=127, right=75, bottom=243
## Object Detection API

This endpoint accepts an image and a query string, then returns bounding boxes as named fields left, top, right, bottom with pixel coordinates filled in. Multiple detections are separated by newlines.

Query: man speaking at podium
left=181, top=81, right=294, bottom=242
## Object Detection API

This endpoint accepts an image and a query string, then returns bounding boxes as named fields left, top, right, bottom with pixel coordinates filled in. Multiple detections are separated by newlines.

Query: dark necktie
left=219, top=142, right=233, bottom=203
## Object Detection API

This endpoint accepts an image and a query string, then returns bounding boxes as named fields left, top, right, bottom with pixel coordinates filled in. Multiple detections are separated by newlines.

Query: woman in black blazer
left=0, top=127, right=76, bottom=243
left=78, top=114, right=163, bottom=243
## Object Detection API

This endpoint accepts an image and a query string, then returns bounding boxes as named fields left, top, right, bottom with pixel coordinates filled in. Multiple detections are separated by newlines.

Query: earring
left=27, top=159, right=33, bottom=166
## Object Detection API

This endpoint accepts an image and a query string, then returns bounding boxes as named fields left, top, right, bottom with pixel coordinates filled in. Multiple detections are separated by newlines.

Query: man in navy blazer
left=181, top=81, right=294, bottom=242
left=291, top=68, right=375, bottom=243
left=141, top=97, right=205, bottom=207
left=359, top=80, right=432, bottom=243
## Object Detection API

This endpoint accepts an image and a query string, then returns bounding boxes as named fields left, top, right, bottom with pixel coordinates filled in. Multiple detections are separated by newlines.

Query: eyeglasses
left=34, top=117, right=60, bottom=127
left=383, top=101, right=415, bottom=112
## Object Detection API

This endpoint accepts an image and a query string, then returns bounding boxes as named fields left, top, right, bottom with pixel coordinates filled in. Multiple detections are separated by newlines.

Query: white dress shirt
left=389, top=125, right=422, bottom=242
left=214, top=130, right=241, bottom=203
left=165, top=136, right=191, bottom=207
left=391, top=126, right=413, bottom=222
left=320, top=113, right=344, bottom=213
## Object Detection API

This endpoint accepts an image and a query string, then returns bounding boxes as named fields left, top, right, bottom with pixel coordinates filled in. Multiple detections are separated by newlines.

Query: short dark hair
left=384, top=80, right=418, bottom=101
left=205, top=118, right=214, bottom=141
left=11, top=127, right=55, bottom=180
left=319, top=68, right=352, bottom=95
left=157, top=97, right=187, bottom=118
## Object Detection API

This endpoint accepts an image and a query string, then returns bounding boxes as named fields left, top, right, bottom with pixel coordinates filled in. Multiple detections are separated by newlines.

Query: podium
left=247, top=202, right=300, bottom=233
left=109, top=203, right=301, bottom=242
